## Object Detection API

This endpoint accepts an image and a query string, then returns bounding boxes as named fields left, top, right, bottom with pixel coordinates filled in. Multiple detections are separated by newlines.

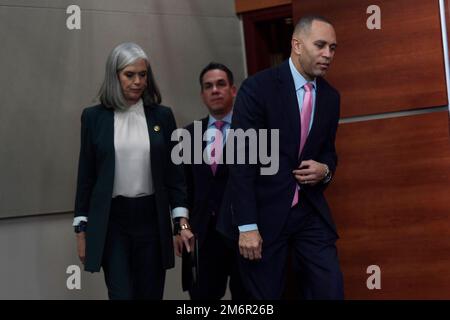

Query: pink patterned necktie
left=210, top=120, right=225, bottom=175
left=292, top=82, right=313, bottom=207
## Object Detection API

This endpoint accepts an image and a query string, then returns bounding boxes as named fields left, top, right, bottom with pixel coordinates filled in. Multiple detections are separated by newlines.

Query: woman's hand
left=173, top=235, right=184, bottom=257
left=180, top=228, right=195, bottom=253
left=76, top=232, right=86, bottom=264
left=178, top=218, right=195, bottom=253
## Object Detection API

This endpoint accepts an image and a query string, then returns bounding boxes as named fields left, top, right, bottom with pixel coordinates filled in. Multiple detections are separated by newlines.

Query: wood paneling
left=242, top=5, right=293, bottom=75
left=327, top=111, right=450, bottom=298
left=293, top=0, right=447, bottom=117
left=235, top=0, right=291, bottom=14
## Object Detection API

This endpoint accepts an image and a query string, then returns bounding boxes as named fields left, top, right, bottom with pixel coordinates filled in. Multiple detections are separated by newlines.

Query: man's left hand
left=293, top=160, right=328, bottom=186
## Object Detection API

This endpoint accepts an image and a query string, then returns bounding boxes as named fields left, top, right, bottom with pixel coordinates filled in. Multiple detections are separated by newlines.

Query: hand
left=178, top=218, right=195, bottom=253
left=239, top=230, right=263, bottom=260
left=173, top=235, right=184, bottom=257
left=76, top=232, right=86, bottom=264
left=293, top=160, right=328, bottom=186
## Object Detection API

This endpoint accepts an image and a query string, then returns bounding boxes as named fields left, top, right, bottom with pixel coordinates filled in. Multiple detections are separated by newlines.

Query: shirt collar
left=208, top=110, right=233, bottom=127
left=122, top=98, right=144, bottom=114
left=289, top=57, right=316, bottom=92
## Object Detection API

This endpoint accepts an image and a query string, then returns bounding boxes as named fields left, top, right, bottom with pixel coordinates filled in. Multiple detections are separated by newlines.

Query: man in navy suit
left=221, top=15, right=344, bottom=299
left=174, top=63, right=248, bottom=300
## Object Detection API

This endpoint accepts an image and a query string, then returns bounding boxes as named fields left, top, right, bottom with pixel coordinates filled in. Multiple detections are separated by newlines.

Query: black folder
left=182, top=237, right=199, bottom=291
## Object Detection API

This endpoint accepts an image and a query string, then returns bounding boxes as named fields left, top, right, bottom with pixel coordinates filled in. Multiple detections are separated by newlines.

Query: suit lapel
left=277, top=61, right=301, bottom=162
left=198, top=116, right=213, bottom=177
left=143, top=104, right=164, bottom=181
left=104, top=107, right=115, bottom=151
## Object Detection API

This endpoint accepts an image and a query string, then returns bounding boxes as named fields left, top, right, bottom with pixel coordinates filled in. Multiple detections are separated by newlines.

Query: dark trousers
left=238, top=196, right=344, bottom=300
left=102, top=195, right=166, bottom=300
left=189, top=216, right=249, bottom=300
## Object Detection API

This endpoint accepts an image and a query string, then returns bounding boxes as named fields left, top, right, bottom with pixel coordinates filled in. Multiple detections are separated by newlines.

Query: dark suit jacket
left=184, top=117, right=229, bottom=244
left=74, top=102, right=187, bottom=272
left=218, top=60, right=340, bottom=245
left=181, top=117, right=230, bottom=290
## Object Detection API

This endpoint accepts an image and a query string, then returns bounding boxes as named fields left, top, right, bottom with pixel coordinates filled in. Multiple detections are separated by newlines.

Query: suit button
left=211, top=211, right=215, bottom=216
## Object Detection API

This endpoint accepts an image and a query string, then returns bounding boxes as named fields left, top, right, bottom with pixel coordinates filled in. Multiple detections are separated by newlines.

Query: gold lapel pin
left=154, top=125, right=160, bottom=132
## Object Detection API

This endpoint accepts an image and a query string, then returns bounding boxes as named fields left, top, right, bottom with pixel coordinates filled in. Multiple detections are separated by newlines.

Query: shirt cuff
left=171, top=207, right=189, bottom=219
left=73, top=216, right=88, bottom=226
left=238, top=224, right=258, bottom=232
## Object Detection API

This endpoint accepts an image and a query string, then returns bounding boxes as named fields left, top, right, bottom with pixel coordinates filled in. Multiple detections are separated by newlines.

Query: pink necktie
left=210, top=120, right=225, bottom=175
left=292, top=83, right=313, bottom=207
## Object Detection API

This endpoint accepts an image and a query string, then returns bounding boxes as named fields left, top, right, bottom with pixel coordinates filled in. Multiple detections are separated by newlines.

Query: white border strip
left=439, top=0, right=450, bottom=115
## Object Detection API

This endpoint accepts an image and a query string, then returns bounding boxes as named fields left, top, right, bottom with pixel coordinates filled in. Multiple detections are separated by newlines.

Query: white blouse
left=112, top=99, right=154, bottom=198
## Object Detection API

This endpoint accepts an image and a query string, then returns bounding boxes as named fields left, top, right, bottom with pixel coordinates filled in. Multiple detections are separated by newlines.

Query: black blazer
left=74, top=102, right=187, bottom=272
left=218, top=60, right=340, bottom=245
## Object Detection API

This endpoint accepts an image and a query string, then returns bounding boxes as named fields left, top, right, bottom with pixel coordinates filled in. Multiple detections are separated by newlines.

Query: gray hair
left=293, top=15, right=333, bottom=37
left=98, top=42, right=162, bottom=110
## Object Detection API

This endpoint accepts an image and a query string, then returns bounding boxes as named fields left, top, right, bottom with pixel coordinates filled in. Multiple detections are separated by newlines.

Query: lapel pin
left=154, top=125, right=160, bottom=132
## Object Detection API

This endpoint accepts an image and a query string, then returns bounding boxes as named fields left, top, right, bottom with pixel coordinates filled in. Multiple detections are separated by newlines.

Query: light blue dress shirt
left=289, top=57, right=317, bottom=132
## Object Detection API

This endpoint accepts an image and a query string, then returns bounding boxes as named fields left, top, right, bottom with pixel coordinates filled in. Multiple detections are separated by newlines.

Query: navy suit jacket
left=74, top=103, right=187, bottom=272
left=181, top=117, right=231, bottom=290
left=218, top=60, right=340, bottom=245
left=184, top=117, right=229, bottom=246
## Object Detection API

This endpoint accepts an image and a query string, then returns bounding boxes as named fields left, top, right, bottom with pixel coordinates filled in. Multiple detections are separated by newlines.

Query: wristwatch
left=74, top=221, right=87, bottom=233
left=323, top=164, right=332, bottom=183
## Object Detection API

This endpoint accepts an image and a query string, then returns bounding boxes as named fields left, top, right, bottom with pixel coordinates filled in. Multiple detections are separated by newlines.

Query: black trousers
left=189, top=215, right=249, bottom=300
left=238, top=196, right=344, bottom=300
left=102, top=195, right=166, bottom=300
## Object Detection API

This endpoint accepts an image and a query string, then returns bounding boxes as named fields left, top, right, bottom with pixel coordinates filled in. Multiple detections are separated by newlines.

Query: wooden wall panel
left=327, top=112, right=450, bottom=298
left=293, top=0, right=447, bottom=117
left=242, top=5, right=293, bottom=75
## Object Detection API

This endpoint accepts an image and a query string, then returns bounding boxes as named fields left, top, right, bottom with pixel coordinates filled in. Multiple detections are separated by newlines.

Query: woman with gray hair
left=73, top=42, right=194, bottom=299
